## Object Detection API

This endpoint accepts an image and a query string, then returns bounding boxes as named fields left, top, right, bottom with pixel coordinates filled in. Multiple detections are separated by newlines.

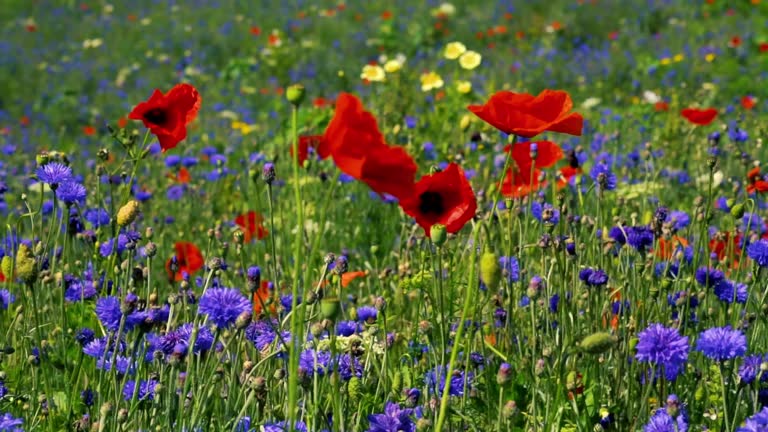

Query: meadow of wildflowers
left=2, top=1, right=768, bottom=431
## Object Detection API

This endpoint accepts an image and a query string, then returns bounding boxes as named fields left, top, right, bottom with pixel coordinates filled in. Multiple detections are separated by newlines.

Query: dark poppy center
left=143, top=108, right=168, bottom=125
left=419, top=191, right=444, bottom=215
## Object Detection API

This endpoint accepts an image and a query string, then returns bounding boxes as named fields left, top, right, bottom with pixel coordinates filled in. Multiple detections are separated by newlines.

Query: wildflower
left=36, top=162, right=73, bottom=189
left=399, top=163, right=477, bottom=236
left=263, top=421, right=308, bottom=432
left=737, top=407, right=768, bottom=432
left=56, top=182, right=87, bottom=205
left=680, top=107, right=718, bottom=126
left=122, top=379, right=158, bottom=401
left=579, top=268, right=609, bottom=287
left=425, top=365, right=473, bottom=397
left=356, top=306, right=378, bottom=323
left=0, top=290, right=14, bottom=310
left=299, top=349, right=332, bottom=377
left=198, top=288, right=251, bottom=329
left=642, top=407, right=689, bottom=432
left=531, top=201, right=559, bottom=224
left=420, top=72, right=444, bottom=92
left=635, top=323, right=689, bottom=381
left=713, top=279, right=748, bottom=304
left=590, top=163, right=617, bottom=191
left=738, top=355, right=766, bottom=384
left=165, top=242, right=204, bottom=282
left=319, top=93, right=417, bottom=200
left=290, top=135, right=322, bottom=167
left=245, top=319, right=288, bottom=352
left=444, top=41, right=467, bottom=59
left=128, top=83, right=201, bottom=152
left=0, top=412, right=23, bottom=431
left=75, top=328, right=95, bottom=347
left=499, top=256, right=520, bottom=282
left=367, top=402, right=416, bottom=432
left=458, top=50, right=482, bottom=70
left=361, top=65, right=386, bottom=82
left=747, top=239, right=768, bottom=267
left=694, top=267, right=725, bottom=288
left=625, top=226, right=654, bottom=252
left=383, top=59, right=403, bottom=73
left=456, top=80, right=472, bottom=94
left=235, top=211, right=269, bottom=242
left=696, top=326, right=747, bottom=361
left=468, top=89, right=583, bottom=138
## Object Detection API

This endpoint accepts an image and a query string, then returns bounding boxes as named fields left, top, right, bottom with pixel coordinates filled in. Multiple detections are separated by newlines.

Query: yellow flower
left=360, top=64, right=386, bottom=82
left=420, top=72, right=444, bottom=92
left=705, top=53, right=716, bottom=62
left=673, top=53, right=684, bottom=62
left=444, top=41, right=466, bottom=60
left=660, top=57, right=671, bottom=66
left=231, top=121, right=245, bottom=131
left=456, top=80, right=472, bottom=94
left=459, top=50, right=482, bottom=70
left=384, top=59, right=402, bottom=73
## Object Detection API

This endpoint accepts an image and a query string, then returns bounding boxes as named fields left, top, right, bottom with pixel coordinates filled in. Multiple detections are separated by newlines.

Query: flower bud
left=235, top=311, right=253, bottom=330
left=730, top=203, right=745, bottom=219
left=116, top=200, right=140, bottom=227
left=496, top=362, right=513, bottom=385
left=286, top=84, right=306, bottom=106
left=502, top=400, right=518, bottom=419
left=578, top=332, right=617, bottom=354
left=480, top=250, right=501, bottom=289
left=320, top=298, right=341, bottom=321
left=262, top=163, right=276, bottom=184
left=430, top=224, right=447, bottom=246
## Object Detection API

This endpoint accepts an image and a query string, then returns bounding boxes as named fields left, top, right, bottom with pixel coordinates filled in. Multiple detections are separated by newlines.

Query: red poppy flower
left=655, top=236, right=689, bottom=260
left=709, top=232, right=743, bottom=260
left=557, top=165, right=582, bottom=189
left=399, top=163, right=477, bottom=236
left=504, top=140, right=564, bottom=169
left=654, top=101, right=669, bottom=112
left=83, top=125, right=96, bottom=136
left=741, top=95, right=757, bottom=110
left=165, top=241, right=204, bottom=282
left=746, top=167, right=768, bottom=194
left=128, top=83, right=201, bottom=152
left=252, top=280, right=271, bottom=315
left=249, top=26, right=261, bottom=36
left=235, top=211, right=269, bottom=243
left=320, top=93, right=417, bottom=200
left=166, top=167, right=191, bottom=184
left=468, top=90, right=584, bottom=138
left=760, top=42, right=768, bottom=53
left=0, top=270, right=5, bottom=282
left=729, top=36, right=742, bottom=48
left=290, top=135, right=323, bottom=167
left=117, top=117, right=128, bottom=128
left=680, top=108, right=718, bottom=126
left=500, top=163, right=544, bottom=198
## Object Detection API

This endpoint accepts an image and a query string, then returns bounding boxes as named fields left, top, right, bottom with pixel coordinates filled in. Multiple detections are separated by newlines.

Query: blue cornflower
left=499, top=256, right=520, bottom=282
left=737, top=407, right=768, bottom=432
left=64, top=279, right=98, bottom=302
left=590, top=162, right=617, bottom=190
left=36, top=162, right=73, bottom=188
left=96, top=355, right=134, bottom=375
left=666, top=211, right=690, bottom=231
left=197, top=288, right=251, bottom=329
left=164, top=155, right=181, bottom=167
left=695, top=267, right=725, bottom=288
left=738, top=355, right=766, bottom=384
left=156, top=323, right=214, bottom=359
left=338, top=353, right=363, bottom=381
left=245, top=319, right=288, bottom=352
left=579, top=268, right=609, bottom=287
left=696, top=326, right=747, bottom=361
left=336, top=320, right=360, bottom=336
left=84, top=208, right=110, bottom=227
left=626, top=226, right=654, bottom=252
left=425, top=365, right=473, bottom=397
left=75, top=328, right=95, bottom=347
left=747, top=239, right=768, bottom=267
left=635, top=323, right=689, bottom=381
left=299, top=349, right=332, bottom=377
left=262, top=420, right=308, bottom=432
left=0, top=412, right=23, bottom=431
left=56, top=182, right=87, bottom=205
left=713, top=279, right=748, bottom=304
left=367, top=402, right=416, bottom=432
left=642, top=407, right=688, bottom=432
left=531, top=201, right=560, bottom=224
left=81, top=389, right=96, bottom=407
left=122, top=379, right=158, bottom=401
left=357, top=306, right=378, bottom=323
left=167, top=185, right=185, bottom=201
left=0, top=290, right=15, bottom=310
left=609, top=226, right=627, bottom=245
left=95, top=296, right=124, bottom=332
left=655, top=261, right=680, bottom=279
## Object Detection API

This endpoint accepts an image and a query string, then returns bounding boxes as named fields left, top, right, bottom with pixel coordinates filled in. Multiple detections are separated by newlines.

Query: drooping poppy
left=235, top=211, right=269, bottom=243
left=290, top=135, right=323, bottom=167
left=320, top=93, right=417, bottom=200
left=467, top=89, right=584, bottom=138
left=129, top=83, right=201, bottom=152
left=680, top=108, right=718, bottom=126
left=165, top=241, right=204, bottom=282
left=399, top=163, right=477, bottom=236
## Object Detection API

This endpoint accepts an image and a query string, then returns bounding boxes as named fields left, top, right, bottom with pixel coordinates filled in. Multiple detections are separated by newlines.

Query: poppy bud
left=578, top=332, right=617, bottom=354
left=430, top=224, right=447, bottom=246
left=286, top=84, right=306, bottom=106
left=116, top=200, right=140, bottom=227
left=730, top=203, right=745, bottom=219
left=480, top=250, right=501, bottom=289
left=320, top=297, right=341, bottom=321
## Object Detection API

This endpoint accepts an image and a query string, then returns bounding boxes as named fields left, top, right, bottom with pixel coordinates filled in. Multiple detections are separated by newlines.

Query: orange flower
left=741, top=95, right=757, bottom=110
left=83, top=125, right=96, bottom=136
left=235, top=211, right=269, bottom=243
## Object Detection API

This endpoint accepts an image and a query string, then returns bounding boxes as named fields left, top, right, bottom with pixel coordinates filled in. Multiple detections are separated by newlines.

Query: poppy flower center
left=143, top=108, right=168, bottom=125
left=418, top=191, right=444, bottom=215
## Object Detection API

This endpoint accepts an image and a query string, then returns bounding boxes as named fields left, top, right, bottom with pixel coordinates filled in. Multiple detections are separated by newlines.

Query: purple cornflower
left=197, top=288, right=251, bottom=329
left=635, top=324, right=689, bottom=381
left=122, top=379, right=158, bottom=401
left=642, top=407, right=688, bottom=432
left=425, top=365, right=474, bottom=397
left=590, top=163, right=617, bottom=190
left=0, top=290, right=14, bottom=310
left=263, top=420, right=308, bottom=432
left=75, top=328, right=95, bottom=347
left=578, top=268, right=609, bottom=287
left=696, top=326, right=747, bottom=361
left=64, top=279, right=98, bottom=302
left=626, top=226, right=654, bottom=252
left=695, top=267, right=725, bottom=288
left=737, top=407, right=768, bottom=432
left=666, top=211, right=690, bottom=231
left=747, top=239, right=768, bottom=267
left=531, top=201, right=560, bottom=224
left=298, top=349, right=332, bottom=377
left=738, top=355, right=766, bottom=384
left=245, top=319, right=288, bottom=352
left=36, top=162, right=73, bottom=189
left=153, top=323, right=214, bottom=359
left=95, top=296, right=124, bottom=332
left=499, top=256, right=520, bottom=282
left=367, top=402, right=416, bottom=432
left=357, top=306, right=378, bottom=323
left=0, top=412, right=24, bottom=431
left=713, top=279, right=748, bottom=304
left=56, top=182, right=87, bottom=205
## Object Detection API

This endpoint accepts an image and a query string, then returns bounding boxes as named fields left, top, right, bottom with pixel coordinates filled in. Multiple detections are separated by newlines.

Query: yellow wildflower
left=420, top=72, right=444, bottom=92
left=673, top=53, right=684, bottom=62
left=459, top=50, right=482, bottom=70
left=360, top=64, right=386, bottom=82
left=456, top=80, right=472, bottom=94
left=705, top=53, right=715, bottom=62
left=384, top=59, right=402, bottom=73
left=444, top=41, right=466, bottom=60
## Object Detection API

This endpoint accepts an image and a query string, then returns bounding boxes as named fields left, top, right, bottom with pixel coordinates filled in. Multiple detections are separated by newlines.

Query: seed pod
left=480, top=250, right=501, bottom=289
left=578, top=332, right=617, bottom=354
